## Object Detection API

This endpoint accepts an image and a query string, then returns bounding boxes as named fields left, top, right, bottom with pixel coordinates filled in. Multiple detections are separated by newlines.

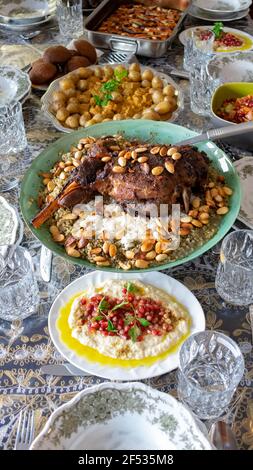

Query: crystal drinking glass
left=177, top=331, right=245, bottom=420
left=0, top=246, right=40, bottom=321
left=215, top=230, right=253, bottom=306
left=56, top=0, right=84, bottom=42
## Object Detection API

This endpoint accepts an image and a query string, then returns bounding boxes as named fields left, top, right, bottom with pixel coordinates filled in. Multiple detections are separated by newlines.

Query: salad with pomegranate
left=196, top=22, right=252, bottom=52
left=68, top=280, right=189, bottom=360
left=216, top=95, right=253, bottom=124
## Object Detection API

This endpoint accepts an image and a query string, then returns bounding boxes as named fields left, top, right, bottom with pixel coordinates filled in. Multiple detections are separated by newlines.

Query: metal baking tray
left=85, top=0, right=189, bottom=58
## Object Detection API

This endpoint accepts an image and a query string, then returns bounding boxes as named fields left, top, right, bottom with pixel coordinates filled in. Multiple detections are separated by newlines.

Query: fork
left=14, top=409, right=35, bottom=450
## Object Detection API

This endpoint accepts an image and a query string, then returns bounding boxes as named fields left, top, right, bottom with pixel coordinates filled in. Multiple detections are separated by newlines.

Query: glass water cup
left=0, top=101, right=27, bottom=155
left=0, top=246, right=40, bottom=321
left=56, top=0, right=84, bottom=41
left=215, top=230, right=253, bottom=305
left=177, top=331, right=245, bottom=420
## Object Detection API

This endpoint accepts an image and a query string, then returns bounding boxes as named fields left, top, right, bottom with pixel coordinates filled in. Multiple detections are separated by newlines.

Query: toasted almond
left=171, top=152, right=182, bottom=161
left=199, top=205, right=209, bottom=213
left=156, top=253, right=168, bottom=262
left=118, top=150, right=126, bottom=158
left=155, top=241, right=162, bottom=254
left=72, top=160, right=80, bottom=167
left=54, top=167, right=61, bottom=177
left=167, top=147, right=177, bottom=156
left=188, top=209, right=198, bottom=218
left=124, top=151, right=132, bottom=160
left=43, top=178, right=50, bottom=185
left=135, top=147, right=148, bottom=153
left=138, top=156, right=148, bottom=163
left=64, top=165, right=75, bottom=172
left=59, top=161, right=66, bottom=169
left=50, top=225, right=59, bottom=236
left=208, top=182, right=215, bottom=188
left=192, top=219, right=203, bottom=228
left=207, top=199, right=216, bottom=208
left=217, top=201, right=225, bottom=207
left=179, top=228, right=190, bottom=236
left=66, top=247, right=81, bottom=258
left=125, top=250, right=135, bottom=260
left=198, top=212, right=209, bottom=222
left=102, top=241, right=110, bottom=254
left=223, top=186, right=233, bottom=196
left=192, top=197, right=201, bottom=209
left=159, top=146, right=167, bottom=157
left=118, top=157, right=127, bottom=167
left=205, top=190, right=212, bottom=200
left=142, top=162, right=150, bottom=174
left=109, top=145, right=120, bottom=151
left=90, top=247, right=102, bottom=255
left=201, top=219, right=209, bottom=225
left=46, top=195, right=54, bottom=203
left=61, top=213, right=78, bottom=221
left=112, top=165, right=125, bottom=174
left=65, top=160, right=73, bottom=166
left=181, top=215, right=192, bottom=223
left=210, top=188, right=218, bottom=198
left=131, top=150, right=137, bottom=159
left=218, top=187, right=225, bottom=196
left=145, top=250, right=156, bottom=260
left=74, top=150, right=83, bottom=160
left=53, top=233, right=65, bottom=243
left=77, top=143, right=84, bottom=150
left=165, top=161, right=175, bottom=174
left=41, top=172, right=52, bottom=179
left=141, top=240, right=155, bottom=252
left=93, top=256, right=107, bottom=262
left=150, top=146, right=160, bottom=155
left=96, top=261, right=111, bottom=266
left=217, top=206, right=229, bottom=215
left=101, top=156, right=111, bottom=162
left=214, top=195, right=223, bottom=203
left=181, top=222, right=193, bottom=229
left=109, top=244, right=117, bottom=257
left=135, top=259, right=149, bottom=269
left=119, top=261, right=131, bottom=270
left=152, top=166, right=164, bottom=176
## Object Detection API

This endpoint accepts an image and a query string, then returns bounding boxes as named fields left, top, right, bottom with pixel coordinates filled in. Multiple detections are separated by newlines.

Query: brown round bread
left=29, top=61, right=57, bottom=85
left=73, top=39, right=97, bottom=64
left=43, top=45, right=72, bottom=64
left=66, top=56, right=91, bottom=72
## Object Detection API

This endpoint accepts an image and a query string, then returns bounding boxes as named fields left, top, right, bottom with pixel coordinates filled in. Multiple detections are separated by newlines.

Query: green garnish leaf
left=124, top=314, right=135, bottom=325
left=111, top=301, right=129, bottom=311
left=138, top=318, right=151, bottom=327
left=212, top=21, right=223, bottom=39
left=101, top=79, right=118, bottom=93
left=129, top=325, right=141, bottom=342
left=94, top=95, right=103, bottom=106
left=126, top=281, right=139, bottom=293
left=98, top=297, right=109, bottom=312
left=107, top=319, right=117, bottom=332
left=94, top=315, right=104, bottom=322
left=114, top=68, right=128, bottom=81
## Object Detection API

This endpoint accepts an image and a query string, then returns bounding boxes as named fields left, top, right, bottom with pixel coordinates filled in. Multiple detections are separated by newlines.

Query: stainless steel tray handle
left=109, top=36, right=138, bottom=54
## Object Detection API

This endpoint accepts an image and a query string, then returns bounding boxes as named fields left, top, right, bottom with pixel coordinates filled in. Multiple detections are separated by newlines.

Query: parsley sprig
left=212, top=22, right=224, bottom=39
left=94, top=68, right=128, bottom=107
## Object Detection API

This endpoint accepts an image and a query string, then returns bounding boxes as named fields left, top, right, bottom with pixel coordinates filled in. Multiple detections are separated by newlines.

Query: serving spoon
left=175, top=121, right=253, bottom=146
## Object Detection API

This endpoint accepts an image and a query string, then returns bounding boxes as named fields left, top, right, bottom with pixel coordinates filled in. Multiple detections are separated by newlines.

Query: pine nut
left=102, top=241, right=110, bottom=254
left=118, top=157, right=127, bottom=167
left=192, top=219, right=203, bottom=228
left=135, top=147, right=148, bottom=153
left=223, top=186, right=233, bottom=196
left=118, top=150, right=126, bottom=158
left=217, top=206, right=229, bottom=215
left=64, top=165, right=75, bottom=172
left=150, top=146, right=160, bottom=155
left=135, top=259, right=149, bottom=268
left=152, top=166, right=164, bottom=176
left=101, top=156, right=111, bottom=162
left=96, top=261, right=111, bottom=266
left=66, top=247, right=81, bottom=257
left=61, top=213, right=78, bottom=221
left=165, top=161, right=175, bottom=174
left=93, top=256, right=107, bottom=262
left=119, top=261, right=131, bottom=270
left=145, top=250, right=157, bottom=260
left=199, top=212, right=209, bottom=222
left=167, top=147, right=177, bottom=156
left=159, top=146, right=167, bottom=157
left=74, top=151, right=83, bottom=160
left=214, top=195, right=223, bottom=203
left=156, top=253, right=168, bottom=262
left=131, top=150, right=137, bottom=159
left=208, top=182, right=215, bottom=188
left=125, top=250, right=135, bottom=260
left=171, top=152, right=182, bottom=160
left=138, top=156, right=148, bottom=163
left=112, top=166, right=125, bottom=174
left=210, top=188, right=218, bottom=198
left=90, top=247, right=102, bottom=255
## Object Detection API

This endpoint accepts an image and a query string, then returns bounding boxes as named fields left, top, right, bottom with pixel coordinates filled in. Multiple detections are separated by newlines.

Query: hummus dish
left=68, top=280, right=189, bottom=360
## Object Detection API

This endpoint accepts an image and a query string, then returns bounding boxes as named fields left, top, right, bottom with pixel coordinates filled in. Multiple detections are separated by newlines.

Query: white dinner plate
left=234, top=157, right=253, bottom=229
left=30, top=382, right=212, bottom=450
left=179, top=26, right=253, bottom=53
left=189, top=5, right=249, bottom=21
left=0, top=0, right=56, bottom=24
left=0, top=13, right=54, bottom=31
left=48, top=271, right=205, bottom=381
left=193, top=0, right=251, bottom=14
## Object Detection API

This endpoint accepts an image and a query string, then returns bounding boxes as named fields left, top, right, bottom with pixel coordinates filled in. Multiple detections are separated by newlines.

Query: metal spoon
left=209, top=421, right=238, bottom=450
left=175, top=121, right=253, bottom=146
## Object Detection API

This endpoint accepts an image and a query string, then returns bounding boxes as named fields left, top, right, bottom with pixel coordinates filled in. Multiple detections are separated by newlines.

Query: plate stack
left=0, top=0, right=56, bottom=32
left=189, top=0, right=252, bottom=22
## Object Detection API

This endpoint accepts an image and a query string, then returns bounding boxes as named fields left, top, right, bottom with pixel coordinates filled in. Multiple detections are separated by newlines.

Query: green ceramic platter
left=20, top=120, right=241, bottom=273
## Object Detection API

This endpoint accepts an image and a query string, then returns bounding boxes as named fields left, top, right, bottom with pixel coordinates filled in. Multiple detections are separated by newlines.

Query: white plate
left=207, top=51, right=253, bottom=82
left=30, top=382, right=212, bottom=450
left=179, top=26, right=253, bottom=53
left=189, top=5, right=249, bottom=21
left=41, top=63, right=184, bottom=133
left=0, top=0, right=55, bottom=24
left=48, top=271, right=205, bottom=381
left=193, top=0, right=251, bottom=14
left=234, top=157, right=253, bottom=229
left=0, top=13, right=54, bottom=31
left=0, top=66, right=31, bottom=105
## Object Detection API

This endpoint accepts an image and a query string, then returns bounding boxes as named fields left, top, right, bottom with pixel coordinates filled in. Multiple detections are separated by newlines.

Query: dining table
left=0, top=11, right=253, bottom=451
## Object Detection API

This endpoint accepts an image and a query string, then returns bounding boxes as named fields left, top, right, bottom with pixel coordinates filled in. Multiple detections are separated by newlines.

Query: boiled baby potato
left=85, top=119, right=96, bottom=127
left=93, top=113, right=103, bottom=123
left=79, top=103, right=89, bottom=113
left=141, top=80, right=151, bottom=88
left=66, top=102, right=80, bottom=114
left=128, top=71, right=141, bottom=82
left=77, top=79, right=88, bottom=91
left=163, top=84, right=175, bottom=97
left=129, top=63, right=141, bottom=73
left=68, top=97, right=79, bottom=105
left=76, top=67, right=93, bottom=79
left=65, top=114, right=80, bottom=129
left=113, top=113, right=124, bottom=120
left=93, top=67, right=104, bottom=79
left=52, top=100, right=65, bottom=112
left=142, top=69, right=153, bottom=81
left=151, top=76, right=163, bottom=89
left=103, top=65, right=114, bottom=78
left=154, top=101, right=172, bottom=115
left=52, top=91, right=66, bottom=102
left=163, top=96, right=178, bottom=110
left=114, top=64, right=127, bottom=74
left=63, top=88, right=76, bottom=98
left=59, top=77, right=75, bottom=91
left=56, top=107, right=69, bottom=122
left=79, top=92, right=91, bottom=103
left=152, top=90, right=164, bottom=104
left=79, top=112, right=91, bottom=126
left=111, top=91, right=122, bottom=103
left=142, top=109, right=160, bottom=120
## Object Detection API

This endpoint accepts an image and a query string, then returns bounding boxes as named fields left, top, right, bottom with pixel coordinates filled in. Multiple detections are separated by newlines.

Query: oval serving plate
left=20, top=120, right=241, bottom=273
left=30, top=382, right=212, bottom=450
left=48, top=271, right=205, bottom=380
left=41, top=63, right=184, bottom=132
left=179, top=26, right=253, bottom=53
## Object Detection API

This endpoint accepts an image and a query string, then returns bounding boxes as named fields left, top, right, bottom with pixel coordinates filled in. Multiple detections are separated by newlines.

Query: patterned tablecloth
left=0, top=13, right=253, bottom=451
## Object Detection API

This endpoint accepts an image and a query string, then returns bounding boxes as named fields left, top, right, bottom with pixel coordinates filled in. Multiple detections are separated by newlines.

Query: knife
left=40, top=364, right=91, bottom=376
left=175, top=121, right=253, bottom=146
left=40, top=246, right=53, bottom=283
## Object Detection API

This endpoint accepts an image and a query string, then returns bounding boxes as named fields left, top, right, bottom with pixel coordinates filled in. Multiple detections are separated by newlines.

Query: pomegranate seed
left=122, top=288, right=127, bottom=294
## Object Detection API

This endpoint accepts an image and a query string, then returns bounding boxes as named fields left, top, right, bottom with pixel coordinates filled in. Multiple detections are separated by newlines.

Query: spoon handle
left=207, top=121, right=253, bottom=141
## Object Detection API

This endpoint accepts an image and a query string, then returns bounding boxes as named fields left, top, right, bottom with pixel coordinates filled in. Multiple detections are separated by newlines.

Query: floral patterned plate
left=48, top=271, right=205, bottom=381
left=234, top=157, right=253, bottom=229
left=30, top=382, right=212, bottom=450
